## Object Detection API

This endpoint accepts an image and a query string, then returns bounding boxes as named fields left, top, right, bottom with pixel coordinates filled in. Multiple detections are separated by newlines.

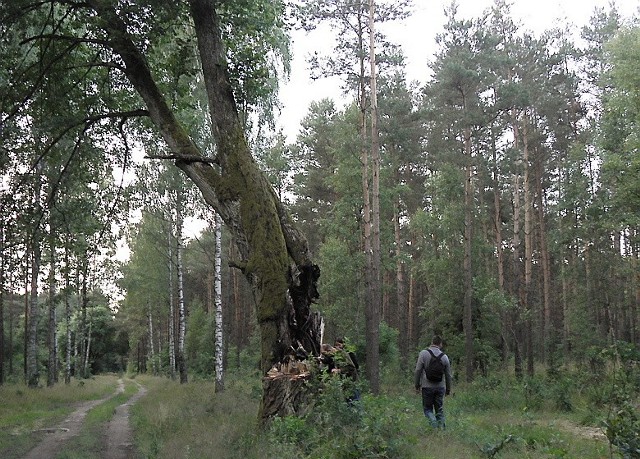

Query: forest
left=0, top=0, right=639, bottom=457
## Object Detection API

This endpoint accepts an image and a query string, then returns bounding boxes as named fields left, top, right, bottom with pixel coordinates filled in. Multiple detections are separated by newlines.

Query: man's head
left=321, top=343, right=335, bottom=355
left=431, top=335, right=443, bottom=347
left=334, top=337, right=345, bottom=349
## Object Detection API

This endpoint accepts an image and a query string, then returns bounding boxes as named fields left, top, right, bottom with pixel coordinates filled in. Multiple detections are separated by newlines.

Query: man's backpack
left=424, top=349, right=445, bottom=383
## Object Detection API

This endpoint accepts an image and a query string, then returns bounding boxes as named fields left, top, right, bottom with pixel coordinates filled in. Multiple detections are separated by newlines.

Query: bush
left=267, top=375, right=417, bottom=458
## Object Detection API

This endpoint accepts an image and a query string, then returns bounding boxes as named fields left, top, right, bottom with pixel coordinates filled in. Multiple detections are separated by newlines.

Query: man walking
left=414, top=335, right=452, bottom=429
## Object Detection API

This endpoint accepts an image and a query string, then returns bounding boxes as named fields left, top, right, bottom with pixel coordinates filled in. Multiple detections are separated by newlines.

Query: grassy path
left=103, top=380, right=147, bottom=459
left=23, top=380, right=125, bottom=459
left=0, top=375, right=147, bottom=459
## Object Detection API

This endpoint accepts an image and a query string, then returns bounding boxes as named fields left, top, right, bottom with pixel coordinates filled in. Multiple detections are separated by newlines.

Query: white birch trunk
left=214, top=212, right=224, bottom=392
left=167, top=218, right=176, bottom=379
left=176, top=189, right=188, bottom=383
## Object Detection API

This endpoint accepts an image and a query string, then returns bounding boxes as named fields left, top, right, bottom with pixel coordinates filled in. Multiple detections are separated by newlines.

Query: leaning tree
left=1, top=0, right=321, bottom=419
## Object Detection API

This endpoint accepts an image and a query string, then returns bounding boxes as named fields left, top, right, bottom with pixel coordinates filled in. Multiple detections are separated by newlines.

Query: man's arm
left=444, top=358, right=452, bottom=395
left=414, top=352, right=424, bottom=390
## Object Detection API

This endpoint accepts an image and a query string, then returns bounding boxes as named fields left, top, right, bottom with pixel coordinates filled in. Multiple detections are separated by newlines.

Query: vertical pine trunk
left=522, top=121, right=534, bottom=377
left=512, top=173, right=523, bottom=380
left=80, top=262, right=89, bottom=378
left=214, top=213, right=224, bottom=393
left=463, top=127, right=474, bottom=383
left=47, top=231, right=57, bottom=387
left=357, top=5, right=376, bottom=392
left=491, top=127, right=508, bottom=363
left=368, top=0, right=381, bottom=394
left=394, top=202, right=408, bottom=364
left=147, top=303, right=156, bottom=375
left=27, top=215, right=41, bottom=387
left=534, top=155, right=552, bottom=365
left=64, top=245, right=72, bottom=384
left=408, top=266, right=416, bottom=352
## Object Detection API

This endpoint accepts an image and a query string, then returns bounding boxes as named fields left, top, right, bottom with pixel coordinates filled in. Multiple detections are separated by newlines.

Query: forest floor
left=2, top=372, right=622, bottom=459
left=19, top=378, right=146, bottom=459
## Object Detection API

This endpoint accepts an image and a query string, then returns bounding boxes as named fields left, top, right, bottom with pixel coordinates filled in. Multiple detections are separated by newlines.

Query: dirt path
left=103, top=381, right=147, bottom=459
left=23, top=378, right=146, bottom=459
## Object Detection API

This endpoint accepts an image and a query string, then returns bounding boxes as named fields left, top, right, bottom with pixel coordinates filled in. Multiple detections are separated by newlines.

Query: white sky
left=277, top=0, right=640, bottom=141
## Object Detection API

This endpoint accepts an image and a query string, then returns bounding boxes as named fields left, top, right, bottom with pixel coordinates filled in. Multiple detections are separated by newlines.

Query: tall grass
left=130, top=367, right=619, bottom=459
left=0, top=367, right=629, bottom=458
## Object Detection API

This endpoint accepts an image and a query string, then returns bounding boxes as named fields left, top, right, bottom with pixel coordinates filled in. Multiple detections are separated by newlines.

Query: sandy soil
left=103, top=381, right=147, bottom=459
left=22, top=379, right=146, bottom=459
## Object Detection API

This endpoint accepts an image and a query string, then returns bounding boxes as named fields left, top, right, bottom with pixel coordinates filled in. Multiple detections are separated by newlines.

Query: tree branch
left=146, top=153, right=219, bottom=165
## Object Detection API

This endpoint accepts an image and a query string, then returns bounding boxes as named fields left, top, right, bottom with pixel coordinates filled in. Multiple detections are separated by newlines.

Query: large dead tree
left=5, top=0, right=322, bottom=419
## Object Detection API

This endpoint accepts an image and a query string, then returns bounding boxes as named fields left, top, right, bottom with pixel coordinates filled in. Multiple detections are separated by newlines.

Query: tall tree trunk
left=214, top=213, right=224, bottom=393
left=24, top=254, right=29, bottom=381
left=534, top=153, right=552, bottom=366
left=0, top=223, right=5, bottom=385
left=79, top=260, right=89, bottom=378
left=84, top=318, right=92, bottom=375
left=367, top=0, right=381, bottom=394
left=147, top=302, right=156, bottom=375
left=64, top=244, right=72, bottom=384
left=27, top=173, right=42, bottom=388
left=512, top=172, right=523, bottom=380
left=175, top=188, right=188, bottom=384
left=522, top=121, right=534, bottom=377
left=394, top=201, right=408, bottom=364
left=47, top=231, right=57, bottom=387
left=463, top=127, right=474, bottom=382
left=491, top=126, right=508, bottom=364
left=167, top=219, right=176, bottom=380
left=230, top=240, right=243, bottom=369
left=356, top=1, right=375, bottom=392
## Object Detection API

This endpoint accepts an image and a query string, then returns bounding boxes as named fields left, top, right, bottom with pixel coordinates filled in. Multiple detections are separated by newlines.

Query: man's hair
left=431, top=335, right=443, bottom=346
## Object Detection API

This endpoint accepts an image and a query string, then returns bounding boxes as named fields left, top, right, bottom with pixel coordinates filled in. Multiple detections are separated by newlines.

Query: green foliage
left=269, top=376, right=417, bottom=459
left=185, top=305, right=216, bottom=378
left=604, top=399, right=640, bottom=459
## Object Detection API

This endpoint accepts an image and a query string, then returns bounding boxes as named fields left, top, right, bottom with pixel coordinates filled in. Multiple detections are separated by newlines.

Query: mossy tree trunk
left=87, top=0, right=321, bottom=419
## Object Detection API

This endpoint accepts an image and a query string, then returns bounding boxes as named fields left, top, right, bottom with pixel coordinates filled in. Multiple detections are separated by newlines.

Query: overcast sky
left=277, top=0, right=640, bottom=141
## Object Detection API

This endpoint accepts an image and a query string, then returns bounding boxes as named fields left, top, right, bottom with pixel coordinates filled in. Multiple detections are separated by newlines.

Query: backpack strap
left=427, top=348, right=444, bottom=362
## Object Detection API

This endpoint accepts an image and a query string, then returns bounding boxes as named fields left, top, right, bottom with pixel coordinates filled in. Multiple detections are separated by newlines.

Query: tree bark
left=463, top=127, right=474, bottom=383
left=214, top=213, right=224, bottom=393
left=64, top=243, right=72, bottom=385
left=167, top=217, right=176, bottom=380
left=512, top=173, right=524, bottom=380
left=368, top=0, right=381, bottom=394
left=0, top=223, right=5, bottom=385
left=147, top=303, right=156, bottom=375
left=47, top=230, right=57, bottom=387
left=175, top=187, right=188, bottom=384
left=522, top=120, right=534, bottom=377
left=394, top=201, right=408, bottom=364
left=27, top=172, right=42, bottom=388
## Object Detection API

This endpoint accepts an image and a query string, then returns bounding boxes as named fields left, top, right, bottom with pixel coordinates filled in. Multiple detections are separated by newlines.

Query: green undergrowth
left=0, top=364, right=635, bottom=459
left=0, top=374, right=122, bottom=459
left=130, top=366, right=631, bottom=459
